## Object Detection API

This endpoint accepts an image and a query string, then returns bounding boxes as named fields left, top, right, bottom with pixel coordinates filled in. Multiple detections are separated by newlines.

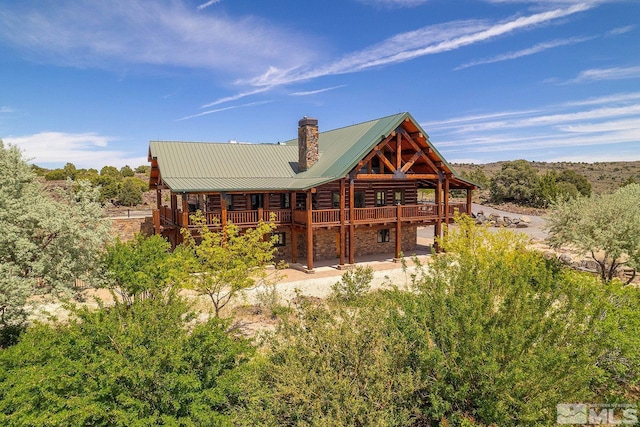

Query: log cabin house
left=148, top=112, right=477, bottom=271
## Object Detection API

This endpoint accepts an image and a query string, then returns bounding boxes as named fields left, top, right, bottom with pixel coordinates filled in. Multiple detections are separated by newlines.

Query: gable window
left=377, top=228, right=390, bottom=243
left=281, top=193, right=290, bottom=209
left=251, top=194, right=264, bottom=210
left=394, top=190, right=404, bottom=205
left=273, top=232, right=286, bottom=247
left=375, top=191, right=386, bottom=206
left=354, top=192, right=366, bottom=208
left=332, top=191, right=340, bottom=209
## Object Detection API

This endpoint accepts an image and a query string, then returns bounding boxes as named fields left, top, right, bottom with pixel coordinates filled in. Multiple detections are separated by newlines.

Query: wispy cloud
left=197, top=0, right=223, bottom=11
left=202, top=87, right=274, bottom=108
left=455, top=36, right=592, bottom=70
left=561, top=91, right=640, bottom=107
left=178, top=101, right=273, bottom=121
left=244, top=3, right=593, bottom=87
left=0, top=106, right=14, bottom=113
left=3, top=132, right=146, bottom=168
left=289, top=85, right=347, bottom=96
left=0, top=1, right=315, bottom=77
left=427, top=92, right=640, bottom=162
left=606, top=25, right=635, bottom=36
left=568, top=65, right=640, bottom=83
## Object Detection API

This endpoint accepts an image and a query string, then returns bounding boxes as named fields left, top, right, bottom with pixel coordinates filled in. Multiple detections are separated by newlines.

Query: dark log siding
left=314, top=180, right=418, bottom=209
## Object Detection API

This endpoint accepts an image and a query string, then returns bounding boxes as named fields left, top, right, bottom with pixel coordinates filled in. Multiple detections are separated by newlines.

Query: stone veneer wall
left=110, top=217, right=154, bottom=242
left=280, top=225, right=419, bottom=262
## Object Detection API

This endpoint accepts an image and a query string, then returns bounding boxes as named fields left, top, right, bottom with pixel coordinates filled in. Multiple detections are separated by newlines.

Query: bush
left=242, top=217, right=624, bottom=426
left=119, top=165, right=134, bottom=177
left=239, top=299, right=423, bottom=426
left=0, top=298, right=254, bottom=425
left=330, top=265, right=374, bottom=302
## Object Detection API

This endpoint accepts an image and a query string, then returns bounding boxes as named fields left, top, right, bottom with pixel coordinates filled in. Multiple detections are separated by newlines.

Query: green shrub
left=330, top=265, right=374, bottom=302
left=0, top=298, right=253, bottom=426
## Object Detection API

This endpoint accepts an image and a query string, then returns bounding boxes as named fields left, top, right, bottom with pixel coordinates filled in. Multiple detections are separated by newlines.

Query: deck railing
left=157, top=203, right=467, bottom=228
left=353, top=206, right=397, bottom=223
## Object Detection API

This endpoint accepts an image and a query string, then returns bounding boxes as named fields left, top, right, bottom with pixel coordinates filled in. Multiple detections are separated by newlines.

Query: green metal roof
left=149, top=112, right=475, bottom=192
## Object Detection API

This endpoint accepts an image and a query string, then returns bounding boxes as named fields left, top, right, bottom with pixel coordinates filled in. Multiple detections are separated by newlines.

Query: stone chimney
left=298, top=117, right=319, bottom=172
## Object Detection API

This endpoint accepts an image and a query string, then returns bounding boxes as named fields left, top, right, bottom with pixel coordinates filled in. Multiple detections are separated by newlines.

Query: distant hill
left=452, top=160, right=640, bottom=195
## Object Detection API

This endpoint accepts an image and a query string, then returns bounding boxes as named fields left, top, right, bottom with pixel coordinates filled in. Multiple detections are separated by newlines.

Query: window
left=251, top=194, right=264, bottom=210
left=354, top=192, right=366, bottom=208
left=375, top=191, right=386, bottom=206
left=377, top=228, right=390, bottom=243
left=332, top=191, right=340, bottom=209
left=296, top=193, right=306, bottom=209
left=394, top=190, right=404, bottom=205
left=281, top=193, right=290, bottom=209
left=273, top=232, right=286, bottom=247
left=223, top=194, right=234, bottom=210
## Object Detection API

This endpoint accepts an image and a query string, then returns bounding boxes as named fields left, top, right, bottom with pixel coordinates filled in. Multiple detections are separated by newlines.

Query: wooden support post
left=220, top=193, right=227, bottom=228
left=444, top=177, right=450, bottom=225
left=466, top=189, right=473, bottom=216
left=395, top=203, right=402, bottom=260
left=434, top=175, right=442, bottom=253
left=306, top=191, right=313, bottom=271
left=156, top=189, right=162, bottom=210
left=396, top=132, right=402, bottom=170
left=349, top=178, right=355, bottom=264
left=264, top=193, right=270, bottom=220
left=339, top=178, right=346, bottom=266
left=181, top=194, right=189, bottom=227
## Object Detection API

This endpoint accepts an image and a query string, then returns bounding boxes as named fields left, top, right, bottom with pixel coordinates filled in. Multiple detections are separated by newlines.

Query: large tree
left=489, top=159, right=539, bottom=205
left=0, top=142, right=110, bottom=340
left=546, top=183, right=640, bottom=284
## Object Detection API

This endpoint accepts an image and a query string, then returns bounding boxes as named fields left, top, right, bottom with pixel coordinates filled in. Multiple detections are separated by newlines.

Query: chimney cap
left=298, top=117, right=318, bottom=127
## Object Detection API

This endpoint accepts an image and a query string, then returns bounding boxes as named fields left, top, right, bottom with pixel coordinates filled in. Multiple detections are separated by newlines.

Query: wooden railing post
left=152, top=209, right=161, bottom=234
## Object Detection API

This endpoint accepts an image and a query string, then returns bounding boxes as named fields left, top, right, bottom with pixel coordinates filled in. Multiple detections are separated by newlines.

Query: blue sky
left=0, top=0, right=638, bottom=169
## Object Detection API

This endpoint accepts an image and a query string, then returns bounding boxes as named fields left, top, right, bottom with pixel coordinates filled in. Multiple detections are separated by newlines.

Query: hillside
left=453, top=160, right=640, bottom=195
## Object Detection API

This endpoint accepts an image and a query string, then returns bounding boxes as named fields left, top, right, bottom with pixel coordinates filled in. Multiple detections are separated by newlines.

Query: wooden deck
left=157, top=203, right=467, bottom=229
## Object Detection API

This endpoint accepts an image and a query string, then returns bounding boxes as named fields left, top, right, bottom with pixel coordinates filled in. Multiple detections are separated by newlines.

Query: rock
left=520, top=215, right=531, bottom=224
left=559, top=254, right=572, bottom=264
left=503, top=216, right=512, bottom=226
left=516, top=223, right=528, bottom=228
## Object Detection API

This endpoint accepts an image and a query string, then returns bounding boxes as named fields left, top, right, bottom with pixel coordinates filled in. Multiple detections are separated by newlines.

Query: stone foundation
left=110, top=216, right=154, bottom=241
left=278, top=225, right=419, bottom=262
